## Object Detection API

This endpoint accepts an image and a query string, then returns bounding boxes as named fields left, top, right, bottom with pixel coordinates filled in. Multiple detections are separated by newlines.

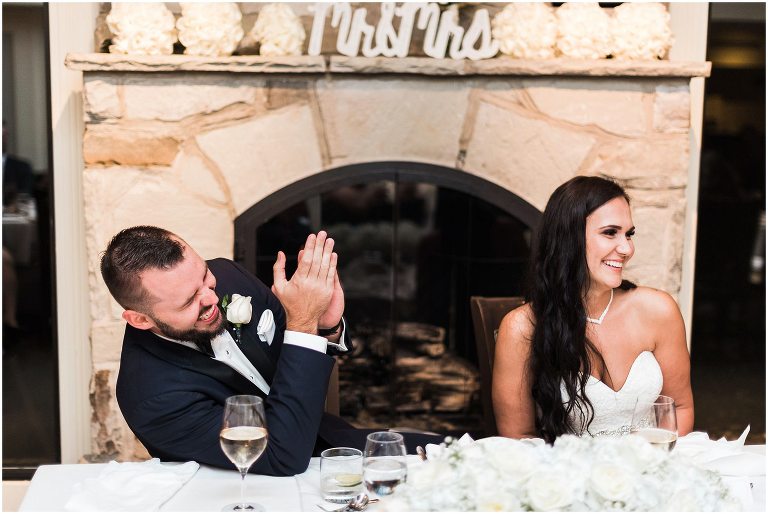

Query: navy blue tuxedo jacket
left=116, top=258, right=350, bottom=476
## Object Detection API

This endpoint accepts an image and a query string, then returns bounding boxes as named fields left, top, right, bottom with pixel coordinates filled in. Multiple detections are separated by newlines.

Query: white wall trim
left=669, top=3, right=710, bottom=350
left=48, top=3, right=98, bottom=464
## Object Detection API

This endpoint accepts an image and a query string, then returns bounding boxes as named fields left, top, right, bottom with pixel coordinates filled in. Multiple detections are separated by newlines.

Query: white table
left=19, top=456, right=422, bottom=512
left=19, top=451, right=764, bottom=511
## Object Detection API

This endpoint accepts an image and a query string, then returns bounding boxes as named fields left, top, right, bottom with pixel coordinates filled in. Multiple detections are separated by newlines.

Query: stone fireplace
left=67, top=53, right=709, bottom=460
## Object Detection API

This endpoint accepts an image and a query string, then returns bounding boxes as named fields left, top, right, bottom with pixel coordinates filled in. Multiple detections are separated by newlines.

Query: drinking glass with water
left=363, top=431, right=407, bottom=497
left=320, top=447, right=364, bottom=503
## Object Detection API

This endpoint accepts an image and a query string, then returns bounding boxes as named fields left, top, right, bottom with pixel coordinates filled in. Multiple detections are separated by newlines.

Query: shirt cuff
left=284, top=330, right=328, bottom=354
left=326, top=318, right=348, bottom=352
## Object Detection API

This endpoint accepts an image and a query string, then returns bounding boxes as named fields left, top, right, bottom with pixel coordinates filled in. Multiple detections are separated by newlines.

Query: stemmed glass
left=220, top=395, right=268, bottom=511
left=362, top=431, right=407, bottom=497
left=630, top=394, right=678, bottom=451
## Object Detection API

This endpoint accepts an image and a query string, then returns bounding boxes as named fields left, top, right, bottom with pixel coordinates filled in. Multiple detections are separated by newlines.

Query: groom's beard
left=151, top=312, right=227, bottom=357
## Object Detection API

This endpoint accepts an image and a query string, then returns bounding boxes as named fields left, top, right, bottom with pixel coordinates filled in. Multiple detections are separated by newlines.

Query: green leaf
left=221, top=294, right=230, bottom=309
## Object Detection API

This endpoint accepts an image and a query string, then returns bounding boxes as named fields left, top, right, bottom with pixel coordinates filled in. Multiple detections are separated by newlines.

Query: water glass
left=320, top=447, right=363, bottom=503
left=363, top=431, right=407, bottom=497
left=630, top=395, right=678, bottom=451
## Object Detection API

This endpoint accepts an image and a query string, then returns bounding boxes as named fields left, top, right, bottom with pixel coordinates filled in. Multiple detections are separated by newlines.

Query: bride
left=493, top=176, right=693, bottom=441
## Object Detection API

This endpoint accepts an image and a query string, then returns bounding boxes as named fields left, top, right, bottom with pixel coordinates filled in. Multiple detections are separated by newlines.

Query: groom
left=102, top=226, right=443, bottom=476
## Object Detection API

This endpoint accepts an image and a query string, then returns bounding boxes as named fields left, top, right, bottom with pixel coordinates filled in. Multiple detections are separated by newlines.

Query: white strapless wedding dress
left=560, top=351, right=663, bottom=437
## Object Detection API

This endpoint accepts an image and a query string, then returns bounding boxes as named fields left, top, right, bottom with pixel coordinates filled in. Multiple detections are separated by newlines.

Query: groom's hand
left=272, top=231, right=337, bottom=335
left=298, top=248, right=345, bottom=332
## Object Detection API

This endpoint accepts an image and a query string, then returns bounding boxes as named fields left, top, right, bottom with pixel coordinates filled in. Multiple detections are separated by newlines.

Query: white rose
left=589, top=461, right=636, bottom=503
left=525, top=470, right=575, bottom=511
left=226, top=294, right=252, bottom=325
left=663, top=487, right=704, bottom=511
left=484, top=441, right=539, bottom=484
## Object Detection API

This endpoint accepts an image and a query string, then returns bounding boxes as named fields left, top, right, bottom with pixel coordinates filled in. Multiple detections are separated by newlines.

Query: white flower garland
left=176, top=3, right=244, bottom=57
left=611, top=2, right=674, bottom=60
left=249, top=3, right=306, bottom=57
left=555, top=2, right=612, bottom=59
left=381, top=435, right=741, bottom=511
left=106, top=3, right=177, bottom=56
left=492, top=3, right=558, bottom=60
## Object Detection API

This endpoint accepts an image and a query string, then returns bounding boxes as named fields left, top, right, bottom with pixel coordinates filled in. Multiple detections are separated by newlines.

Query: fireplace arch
left=234, top=161, right=540, bottom=435
left=235, top=161, right=541, bottom=267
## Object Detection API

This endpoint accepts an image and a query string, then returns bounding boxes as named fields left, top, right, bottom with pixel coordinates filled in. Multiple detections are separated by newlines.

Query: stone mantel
left=74, top=49, right=704, bottom=462
left=66, top=53, right=711, bottom=78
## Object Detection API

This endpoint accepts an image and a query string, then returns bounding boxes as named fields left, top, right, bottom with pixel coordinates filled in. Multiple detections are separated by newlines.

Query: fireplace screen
left=236, top=163, right=538, bottom=436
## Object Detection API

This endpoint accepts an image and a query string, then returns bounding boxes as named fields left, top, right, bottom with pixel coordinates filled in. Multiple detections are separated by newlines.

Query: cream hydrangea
left=176, top=3, right=243, bottom=57
left=249, top=3, right=305, bottom=57
left=611, top=2, right=674, bottom=60
left=556, top=2, right=612, bottom=59
left=106, top=3, right=177, bottom=56
left=491, top=3, right=558, bottom=59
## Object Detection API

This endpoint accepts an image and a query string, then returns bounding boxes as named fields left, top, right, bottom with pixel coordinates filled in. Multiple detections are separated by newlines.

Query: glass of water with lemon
left=320, top=447, right=364, bottom=503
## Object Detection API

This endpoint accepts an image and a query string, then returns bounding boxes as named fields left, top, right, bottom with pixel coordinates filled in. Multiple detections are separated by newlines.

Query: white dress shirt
left=159, top=317, right=347, bottom=395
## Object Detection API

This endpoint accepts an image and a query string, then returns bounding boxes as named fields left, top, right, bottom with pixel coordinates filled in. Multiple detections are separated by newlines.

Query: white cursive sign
left=308, top=2, right=499, bottom=60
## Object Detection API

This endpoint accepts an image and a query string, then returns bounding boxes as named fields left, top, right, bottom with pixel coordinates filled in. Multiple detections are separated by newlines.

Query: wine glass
left=220, top=395, right=268, bottom=511
left=363, top=431, right=407, bottom=498
left=630, top=395, right=678, bottom=451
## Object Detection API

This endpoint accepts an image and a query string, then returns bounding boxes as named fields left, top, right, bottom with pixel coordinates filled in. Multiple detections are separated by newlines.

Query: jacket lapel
left=132, top=327, right=266, bottom=399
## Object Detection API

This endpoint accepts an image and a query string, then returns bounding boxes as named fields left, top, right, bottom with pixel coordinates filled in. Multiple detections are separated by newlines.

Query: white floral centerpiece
left=492, top=3, right=558, bottom=60
left=176, top=3, right=244, bottom=57
left=555, top=2, right=612, bottom=59
left=106, top=3, right=177, bottom=56
left=380, top=435, right=741, bottom=511
left=610, top=2, right=674, bottom=60
left=249, top=3, right=306, bottom=57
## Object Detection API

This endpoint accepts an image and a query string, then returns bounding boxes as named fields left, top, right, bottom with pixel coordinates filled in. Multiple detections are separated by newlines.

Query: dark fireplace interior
left=235, top=162, right=540, bottom=437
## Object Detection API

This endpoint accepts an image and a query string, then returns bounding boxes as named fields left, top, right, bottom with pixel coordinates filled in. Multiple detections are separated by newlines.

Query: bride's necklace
left=586, top=289, right=613, bottom=325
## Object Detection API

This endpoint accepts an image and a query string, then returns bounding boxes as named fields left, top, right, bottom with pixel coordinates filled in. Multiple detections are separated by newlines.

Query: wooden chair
left=470, top=296, right=525, bottom=436
left=325, top=359, right=340, bottom=416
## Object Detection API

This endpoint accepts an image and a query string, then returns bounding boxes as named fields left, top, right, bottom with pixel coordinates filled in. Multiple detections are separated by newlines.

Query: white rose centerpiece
left=106, top=3, right=177, bottom=56
left=249, top=3, right=306, bottom=57
left=381, top=435, right=741, bottom=511
left=177, top=3, right=244, bottom=57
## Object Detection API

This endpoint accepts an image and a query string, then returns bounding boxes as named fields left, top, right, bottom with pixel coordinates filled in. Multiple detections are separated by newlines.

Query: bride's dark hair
left=526, top=176, right=635, bottom=443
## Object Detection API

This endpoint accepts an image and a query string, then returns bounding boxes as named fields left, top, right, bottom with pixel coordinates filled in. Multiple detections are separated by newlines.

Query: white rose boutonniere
left=222, top=294, right=252, bottom=344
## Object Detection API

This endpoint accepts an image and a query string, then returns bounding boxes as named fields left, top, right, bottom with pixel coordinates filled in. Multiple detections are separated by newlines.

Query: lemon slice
left=335, top=473, right=362, bottom=487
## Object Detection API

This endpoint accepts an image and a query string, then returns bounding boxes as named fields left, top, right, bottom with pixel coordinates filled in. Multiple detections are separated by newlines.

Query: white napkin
left=64, top=459, right=199, bottom=512
left=675, top=426, right=764, bottom=510
left=676, top=425, right=765, bottom=476
left=425, top=433, right=475, bottom=460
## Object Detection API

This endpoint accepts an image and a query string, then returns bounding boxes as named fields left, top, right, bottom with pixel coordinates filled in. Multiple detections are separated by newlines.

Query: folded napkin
left=425, top=433, right=475, bottom=460
left=676, top=425, right=765, bottom=477
left=65, top=459, right=199, bottom=512
left=675, top=426, right=764, bottom=510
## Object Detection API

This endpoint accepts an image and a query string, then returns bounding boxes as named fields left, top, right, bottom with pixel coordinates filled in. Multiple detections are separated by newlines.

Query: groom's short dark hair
left=100, top=225, right=185, bottom=311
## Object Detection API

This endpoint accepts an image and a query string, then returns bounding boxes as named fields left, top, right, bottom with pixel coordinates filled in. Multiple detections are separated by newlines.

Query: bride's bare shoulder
left=499, top=302, right=535, bottom=343
left=623, top=286, right=682, bottom=322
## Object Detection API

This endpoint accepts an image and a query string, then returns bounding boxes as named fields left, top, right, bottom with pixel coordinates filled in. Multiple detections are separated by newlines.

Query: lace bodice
left=560, top=351, right=663, bottom=437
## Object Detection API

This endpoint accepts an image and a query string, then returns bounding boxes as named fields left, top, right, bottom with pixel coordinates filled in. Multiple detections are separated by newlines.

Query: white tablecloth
left=19, top=451, right=764, bottom=511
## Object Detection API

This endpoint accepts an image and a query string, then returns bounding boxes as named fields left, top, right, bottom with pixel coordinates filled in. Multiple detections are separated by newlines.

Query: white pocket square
left=256, top=309, right=276, bottom=345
